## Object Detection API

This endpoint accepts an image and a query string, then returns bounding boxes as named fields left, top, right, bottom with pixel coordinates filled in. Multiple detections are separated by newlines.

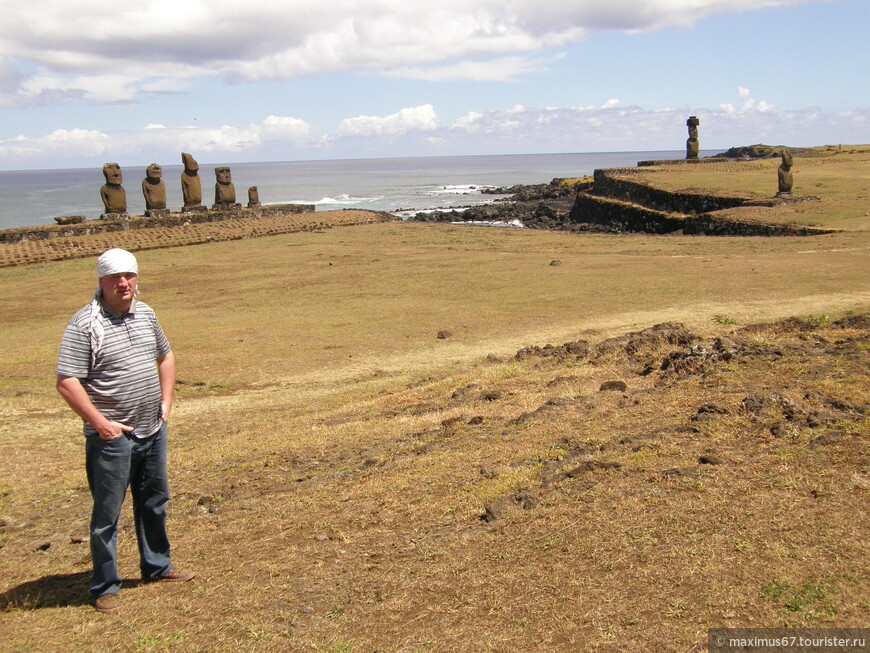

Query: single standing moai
left=142, top=163, right=169, bottom=216
left=247, top=186, right=261, bottom=208
left=213, top=166, right=239, bottom=209
left=777, top=149, right=794, bottom=196
left=686, top=116, right=700, bottom=160
left=100, top=162, right=128, bottom=217
left=180, top=152, right=204, bottom=211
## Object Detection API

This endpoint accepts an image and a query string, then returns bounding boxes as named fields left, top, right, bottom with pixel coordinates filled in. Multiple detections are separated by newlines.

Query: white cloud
left=338, top=105, right=439, bottom=137
left=0, top=114, right=313, bottom=166
left=261, top=115, right=311, bottom=140
left=0, top=0, right=816, bottom=107
left=601, top=99, right=621, bottom=109
left=0, top=128, right=111, bottom=158
left=141, top=78, right=189, bottom=95
left=132, top=116, right=312, bottom=152
left=720, top=86, right=774, bottom=114
left=452, top=112, right=485, bottom=131
left=440, top=95, right=868, bottom=155
left=2, top=98, right=869, bottom=169
left=17, top=72, right=148, bottom=104
left=384, top=55, right=563, bottom=82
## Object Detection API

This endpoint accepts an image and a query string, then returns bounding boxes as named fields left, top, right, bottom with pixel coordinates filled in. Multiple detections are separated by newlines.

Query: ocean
left=0, top=150, right=720, bottom=230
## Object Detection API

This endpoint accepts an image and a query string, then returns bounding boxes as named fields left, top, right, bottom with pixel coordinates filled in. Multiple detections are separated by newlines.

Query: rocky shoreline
left=409, top=179, right=601, bottom=232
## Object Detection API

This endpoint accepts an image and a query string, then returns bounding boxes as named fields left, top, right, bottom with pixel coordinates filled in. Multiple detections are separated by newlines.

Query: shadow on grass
left=1, top=572, right=145, bottom=610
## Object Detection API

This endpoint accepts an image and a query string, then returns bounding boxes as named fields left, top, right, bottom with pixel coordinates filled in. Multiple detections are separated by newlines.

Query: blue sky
left=0, top=0, right=867, bottom=170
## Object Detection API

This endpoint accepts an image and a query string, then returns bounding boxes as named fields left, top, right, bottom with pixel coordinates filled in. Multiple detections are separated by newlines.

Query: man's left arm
left=157, top=350, right=176, bottom=422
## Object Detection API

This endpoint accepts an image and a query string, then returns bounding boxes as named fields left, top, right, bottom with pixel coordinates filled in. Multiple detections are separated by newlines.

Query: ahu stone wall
left=0, top=203, right=315, bottom=244
left=568, top=193, right=687, bottom=234
left=567, top=170, right=831, bottom=236
left=592, top=169, right=746, bottom=214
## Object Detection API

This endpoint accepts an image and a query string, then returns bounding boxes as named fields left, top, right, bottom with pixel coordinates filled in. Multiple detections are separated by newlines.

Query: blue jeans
left=85, top=421, right=172, bottom=597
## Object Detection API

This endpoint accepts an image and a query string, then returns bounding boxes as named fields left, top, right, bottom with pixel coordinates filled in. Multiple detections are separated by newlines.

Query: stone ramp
left=0, top=209, right=396, bottom=267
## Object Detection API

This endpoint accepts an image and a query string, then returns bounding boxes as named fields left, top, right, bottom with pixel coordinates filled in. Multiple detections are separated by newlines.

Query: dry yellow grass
left=0, top=152, right=868, bottom=652
left=623, top=146, right=870, bottom=231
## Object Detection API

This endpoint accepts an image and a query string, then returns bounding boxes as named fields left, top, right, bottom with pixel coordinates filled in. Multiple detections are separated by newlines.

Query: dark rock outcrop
left=715, top=144, right=826, bottom=159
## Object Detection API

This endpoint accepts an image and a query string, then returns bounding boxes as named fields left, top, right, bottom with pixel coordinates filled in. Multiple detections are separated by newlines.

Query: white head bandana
left=89, top=249, right=140, bottom=365
left=97, top=248, right=139, bottom=279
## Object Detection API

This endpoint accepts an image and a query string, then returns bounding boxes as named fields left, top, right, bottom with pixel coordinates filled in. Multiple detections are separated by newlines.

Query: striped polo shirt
left=56, top=294, right=171, bottom=438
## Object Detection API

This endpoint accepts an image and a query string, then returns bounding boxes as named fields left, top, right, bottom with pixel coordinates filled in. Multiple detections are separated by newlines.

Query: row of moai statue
left=99, top=153, right=261, bottom=218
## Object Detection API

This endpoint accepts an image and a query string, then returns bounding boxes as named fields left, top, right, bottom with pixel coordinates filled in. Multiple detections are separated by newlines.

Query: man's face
left=99, top=272, right=138, bottom=311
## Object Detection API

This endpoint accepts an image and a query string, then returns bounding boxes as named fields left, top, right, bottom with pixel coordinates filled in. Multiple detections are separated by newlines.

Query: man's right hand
left=56, top=376, right=134, bottom=441
left=97, top=422, right=134, bottom=441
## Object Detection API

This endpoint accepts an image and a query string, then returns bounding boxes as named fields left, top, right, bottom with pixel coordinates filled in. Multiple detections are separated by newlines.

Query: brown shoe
left=94, top=593, right=120, bottom=613
left=158, top=568, right=195, bottom=582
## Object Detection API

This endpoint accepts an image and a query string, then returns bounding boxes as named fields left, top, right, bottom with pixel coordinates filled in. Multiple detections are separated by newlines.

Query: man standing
left=56, top=248, right=193, bottom=613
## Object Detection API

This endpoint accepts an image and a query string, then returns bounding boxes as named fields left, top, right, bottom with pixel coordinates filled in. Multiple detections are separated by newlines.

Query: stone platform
left=0, top=203, right=315, bottom=244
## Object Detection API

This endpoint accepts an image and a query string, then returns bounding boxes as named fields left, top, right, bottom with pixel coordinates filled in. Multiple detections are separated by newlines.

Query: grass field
left=0, top=149, right=868, bottom=652
left=625, top=146, right=870, bottom=231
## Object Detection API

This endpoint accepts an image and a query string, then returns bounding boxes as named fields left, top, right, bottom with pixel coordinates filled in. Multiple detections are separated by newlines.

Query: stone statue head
left=102, top=162, right=122, bottom=185
left=780, top=149, right=793, bottom=170
left=146, top=163, right=162, bottom=180
left=215, top=167, right=232, bottom=184
left=181, top=152, right=199, bottom=173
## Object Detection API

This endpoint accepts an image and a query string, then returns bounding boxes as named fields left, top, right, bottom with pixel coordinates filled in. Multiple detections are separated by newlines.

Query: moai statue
left=180, top=152, right=204, bottom=211
left=100, top=162, right=127, bottom=217
left=776, top=149, right=794, bottom=196
left=247, top=186, right=261, bottom=208
left=213, top=166, right=239, bottom=209
left=142, top=163, right=169, bottom=216
left=686, top=116, right=700, bottom=160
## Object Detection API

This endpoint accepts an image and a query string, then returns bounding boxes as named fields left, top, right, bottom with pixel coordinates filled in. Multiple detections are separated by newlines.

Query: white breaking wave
left=282, top=194, right=385, bottom=206
left=451, top=219, right=525, bottom=228
left=425, top=184, right=498, bottom=196
left=394, top=206, right=472, bottom=219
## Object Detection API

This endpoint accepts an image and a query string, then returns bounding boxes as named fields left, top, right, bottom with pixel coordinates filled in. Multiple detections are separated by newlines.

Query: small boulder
left=54, top=215, right=85, bottom=225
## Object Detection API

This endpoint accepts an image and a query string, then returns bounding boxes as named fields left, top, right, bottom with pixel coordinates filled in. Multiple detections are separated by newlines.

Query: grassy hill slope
left=0, top=150, right=868, bottom=652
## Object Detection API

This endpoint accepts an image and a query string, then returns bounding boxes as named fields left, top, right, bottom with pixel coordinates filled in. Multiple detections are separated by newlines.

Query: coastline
left=4, top=144, right=864, bottom=266
left=0, top=150, right=719, bottom=230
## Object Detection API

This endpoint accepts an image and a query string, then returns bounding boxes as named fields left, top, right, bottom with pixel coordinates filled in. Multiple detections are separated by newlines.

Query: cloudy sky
left=0, top=0, right=867, bottom=170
